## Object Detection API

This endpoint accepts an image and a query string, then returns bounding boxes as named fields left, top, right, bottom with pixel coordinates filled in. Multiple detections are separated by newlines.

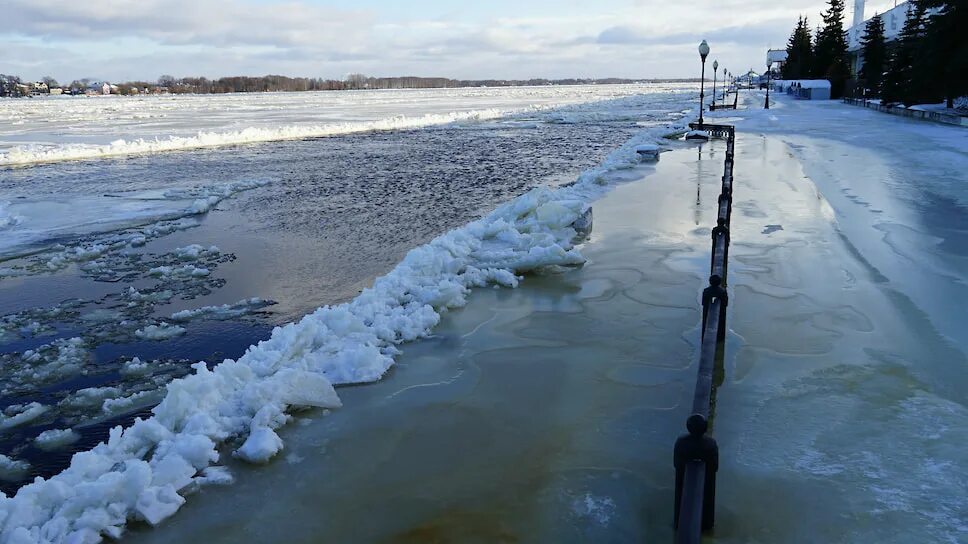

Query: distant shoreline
left=1, top=75, right=700, bottom=98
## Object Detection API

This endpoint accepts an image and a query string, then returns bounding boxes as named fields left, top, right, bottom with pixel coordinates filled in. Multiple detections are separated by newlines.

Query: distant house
left=49, top=87, right=64, bottom=95
left=29, top=82, right=49, bottom=95
left=737, top=70, right=760, bottom=88
left=102, top=82, right=111, bottom=95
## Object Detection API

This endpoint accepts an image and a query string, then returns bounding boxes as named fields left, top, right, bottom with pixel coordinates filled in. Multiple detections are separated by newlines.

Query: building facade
left=846, top=1, right=912, bottom=75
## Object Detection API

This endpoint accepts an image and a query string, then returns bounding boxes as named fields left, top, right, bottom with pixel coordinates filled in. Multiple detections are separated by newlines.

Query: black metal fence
left=674, top=122, right=736, bottom=544
left=841, top=98, right=968, bottom=127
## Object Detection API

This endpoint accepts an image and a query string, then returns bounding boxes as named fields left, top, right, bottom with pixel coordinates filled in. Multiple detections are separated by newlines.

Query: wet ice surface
left=0, top=89, right=692, bottom=494
left=716, top=131, right=968, bottom=544
left=711, top=96, right=967, bottom=542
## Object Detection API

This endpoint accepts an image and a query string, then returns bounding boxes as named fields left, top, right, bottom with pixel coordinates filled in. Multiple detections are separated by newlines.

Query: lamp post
left=765, top=61, right=771, bottom=109
left=712, top=60, right=719, bottom=110
left=698, top=40, right=710, bottom=127
left=722, top=67, right=727, bottom=103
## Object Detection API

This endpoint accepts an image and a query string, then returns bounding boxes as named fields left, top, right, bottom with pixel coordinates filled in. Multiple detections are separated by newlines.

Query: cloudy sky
left=2, top=0, right=900, bottom=83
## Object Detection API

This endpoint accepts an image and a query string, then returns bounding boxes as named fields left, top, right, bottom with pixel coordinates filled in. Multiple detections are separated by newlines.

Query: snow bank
left=634, top=144, right=661, bottom=161
left=0, top=115, right=689, bottom=543
left=0, top=108, right=540, bottom=167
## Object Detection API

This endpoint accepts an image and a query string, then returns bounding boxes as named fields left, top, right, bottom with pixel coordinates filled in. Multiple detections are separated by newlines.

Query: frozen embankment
left=0, top=116, right=689, bottom=542
left=0, top=107, right=541, bottom=167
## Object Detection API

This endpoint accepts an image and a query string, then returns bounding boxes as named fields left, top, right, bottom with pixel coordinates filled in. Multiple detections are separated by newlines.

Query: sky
left=2, top=0, right=902, bottom=83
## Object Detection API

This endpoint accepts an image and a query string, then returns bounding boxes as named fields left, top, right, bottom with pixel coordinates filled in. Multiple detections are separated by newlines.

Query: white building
left=847, top=0, right=911, bottom=51
left=846, top=0, right=912, bottom=74
left=767, top=49, right=788, bottom=71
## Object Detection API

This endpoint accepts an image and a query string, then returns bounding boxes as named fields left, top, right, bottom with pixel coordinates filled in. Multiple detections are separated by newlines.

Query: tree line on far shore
left=782, top=0, right=965, bottom=107
left=0, top=73, right=698, bottom=98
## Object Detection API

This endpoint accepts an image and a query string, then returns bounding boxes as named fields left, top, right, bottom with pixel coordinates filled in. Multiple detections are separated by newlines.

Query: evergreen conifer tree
left=783, top=16, right=815, bottom=80
left=883, top=0, right=932, bottom=106
left=858, top=14, right=886, bottom=97
left=922, top=0, right=968, bottom=108
left=813, top=0, right=851, bottom=98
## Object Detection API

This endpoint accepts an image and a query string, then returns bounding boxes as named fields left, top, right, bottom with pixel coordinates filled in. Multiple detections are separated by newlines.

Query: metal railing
left=674, top=122, right=736, bottom=543
left=709, top=90, right=739, bottom=111
left=842, top=98, right=968, bottom=127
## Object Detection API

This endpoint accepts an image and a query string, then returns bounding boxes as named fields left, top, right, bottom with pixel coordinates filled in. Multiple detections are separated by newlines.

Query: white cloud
left=0, top=0, right=854, bottom=81
left=4, top=0, right=374, bottom=48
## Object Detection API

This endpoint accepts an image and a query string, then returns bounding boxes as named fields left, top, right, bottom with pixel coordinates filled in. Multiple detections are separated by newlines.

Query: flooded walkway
left=128, top=129, right=967, bottom=543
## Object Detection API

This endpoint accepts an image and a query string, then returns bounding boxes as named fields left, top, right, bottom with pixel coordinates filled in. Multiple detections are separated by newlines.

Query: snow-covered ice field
left=0, top=84, right=685, bottom=166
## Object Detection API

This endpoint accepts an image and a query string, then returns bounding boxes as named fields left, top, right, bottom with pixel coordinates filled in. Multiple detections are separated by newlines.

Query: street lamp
left=712, top=60, right=719, bottom=110
left=698, top=40, right=710, bottom=127
left=765, top=61, right=772, bottom=109
left=722, top=67, right=727, bottom=103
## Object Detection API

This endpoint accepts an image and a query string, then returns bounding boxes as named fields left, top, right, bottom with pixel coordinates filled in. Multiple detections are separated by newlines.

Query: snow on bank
left=0, top=107, right=540, bottom=167
left=0, top=114, right=688, bottom=543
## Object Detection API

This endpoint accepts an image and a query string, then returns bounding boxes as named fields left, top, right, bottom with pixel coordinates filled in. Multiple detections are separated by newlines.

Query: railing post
left=674, top=414, right=720, bottom=540
left=701, top=275, right=726, bottom=339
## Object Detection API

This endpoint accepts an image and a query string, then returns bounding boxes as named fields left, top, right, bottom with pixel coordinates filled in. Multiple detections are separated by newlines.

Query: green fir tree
left=882, top=0, right=933, bottom=106
left=783, top=16, right=814, bottom=80
left=922, top=0, right=968, bottom=108
left=812, top=0, right=851, bottom=98
left=858, top=14, right=886, bottom=97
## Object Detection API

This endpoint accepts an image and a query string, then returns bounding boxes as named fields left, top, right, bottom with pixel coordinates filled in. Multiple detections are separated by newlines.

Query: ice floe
left=0, top=455, right=30, bottom=483
left=0, top=403, right=49, bottom=431
left=33, top=429, right=81, bottom=452
left=134, top=323, right=186, bottom=341
left=169, top=298, right=273, bottom=322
